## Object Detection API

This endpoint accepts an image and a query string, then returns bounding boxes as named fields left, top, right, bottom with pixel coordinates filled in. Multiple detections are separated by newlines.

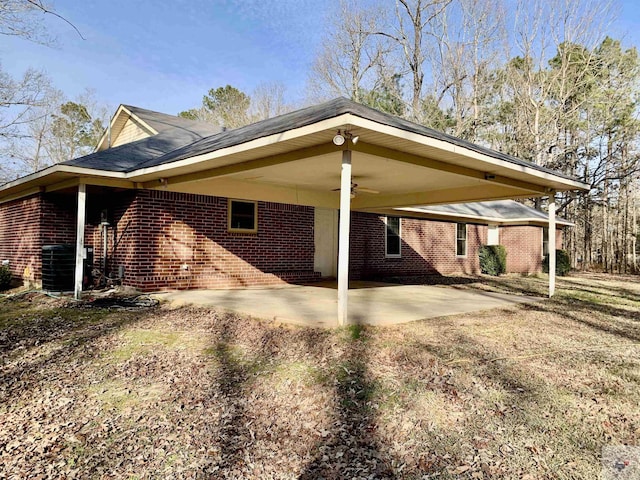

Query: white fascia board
left=0, top=164, right=127, bottom=193
left=126, top=114, right=354, bottom=180
left=347, top=115, right=589, bottom=191
left=398, top=207, right=573, bottom=226
left=95, top=104, right=127, bottom=151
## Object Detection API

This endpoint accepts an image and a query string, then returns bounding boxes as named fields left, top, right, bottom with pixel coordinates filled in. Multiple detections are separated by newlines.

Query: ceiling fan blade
left=331, top=182, right=356, bottom=192
left=330, top=183, right=379, bottom=194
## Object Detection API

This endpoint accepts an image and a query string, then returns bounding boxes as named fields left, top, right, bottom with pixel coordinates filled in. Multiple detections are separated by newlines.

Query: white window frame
left=456, top=223, right=467, bottom=257
left=385, top=216, right=402, bottom=258
left=542, top=226, right=549, bottom=258
left=228, top=199, right=258, bottom=233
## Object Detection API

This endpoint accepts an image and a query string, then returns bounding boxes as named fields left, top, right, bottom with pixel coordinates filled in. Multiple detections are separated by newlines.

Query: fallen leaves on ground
left=0, top=273, right=639, bottom=479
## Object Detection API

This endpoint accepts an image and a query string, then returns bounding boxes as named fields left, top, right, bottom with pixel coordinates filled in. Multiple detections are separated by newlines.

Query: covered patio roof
left=0, top=98, right=589, bottom=323
left=0, top=98, right=586, bottom=207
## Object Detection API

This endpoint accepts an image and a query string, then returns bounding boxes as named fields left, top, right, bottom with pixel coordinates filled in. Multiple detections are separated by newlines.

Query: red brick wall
left=41, top=193, right=77, bottom=246
left=499, top=226, right=542, bottom=274
left=0, top=195, right=42, bottom=284
left=0, top=189, right=567, bottom=291
left=90, top=190, right=320, bottom=291
left=498, top=226, right=565, bottom=274
left=0, top=193, right=76, bottom=286
left=350, top=212, right=486, bottom=278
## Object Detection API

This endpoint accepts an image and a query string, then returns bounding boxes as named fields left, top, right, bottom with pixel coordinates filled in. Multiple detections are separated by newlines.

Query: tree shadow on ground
left=203, top=313, right=288, bottom=475
left=207, top=317, right=253, bottom=474
left=197, top=299, right=399, bottom=478
left=299, top=322, right=397, bottom=479
left=521, top=300, right=640, bottom=343
left=0, top=300, right=144, bottom=400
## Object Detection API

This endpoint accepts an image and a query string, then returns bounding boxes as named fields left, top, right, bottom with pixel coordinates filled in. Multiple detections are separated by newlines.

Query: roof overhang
left=0, top=164, right=133, bottom=203
left=0, top=104, right=589, bottom=209
left=392, top=206, right=574, bottom=227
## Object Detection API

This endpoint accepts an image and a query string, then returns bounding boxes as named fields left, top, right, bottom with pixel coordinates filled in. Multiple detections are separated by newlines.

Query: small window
left=385, top=216, right=401, bottom=257
left=456, top=223, right=467, bottom=257
left=228, top=199, right=257, bottom=233
left=542, top=227, right=549, bottom=256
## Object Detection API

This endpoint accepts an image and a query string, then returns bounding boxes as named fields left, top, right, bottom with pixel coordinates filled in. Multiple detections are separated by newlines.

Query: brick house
left=0, top=99, right=585, bottom=320
left=0, top=189, right=568, bottom=290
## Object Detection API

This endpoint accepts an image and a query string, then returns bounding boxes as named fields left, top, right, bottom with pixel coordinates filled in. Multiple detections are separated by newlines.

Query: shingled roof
left=60, top=98, right=582, bottom=184
left=130, top=98, right=580, bottom=182
left=61, top=105, right=221, bottom=172
left=121, top=105, right=220, bottom=136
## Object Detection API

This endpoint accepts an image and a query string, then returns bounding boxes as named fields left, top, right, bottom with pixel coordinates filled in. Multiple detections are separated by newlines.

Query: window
left=385, top=216, right=401, bottom=257
left=542, top=227, right=549, bottom=256
left=228, top=199, right=257, bottom=233
left=456, top=223, right=467, bottom=257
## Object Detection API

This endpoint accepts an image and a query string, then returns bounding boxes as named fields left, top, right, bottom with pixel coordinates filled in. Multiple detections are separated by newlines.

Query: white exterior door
left=314, top=207, right=338, bottom=278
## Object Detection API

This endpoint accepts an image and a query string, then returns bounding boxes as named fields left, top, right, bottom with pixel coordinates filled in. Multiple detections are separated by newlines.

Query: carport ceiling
left=147, top=141, right=568, bottom=210
left=215, top=153, right=476, bottom=195
left=128, top=100, right=587, bottom=210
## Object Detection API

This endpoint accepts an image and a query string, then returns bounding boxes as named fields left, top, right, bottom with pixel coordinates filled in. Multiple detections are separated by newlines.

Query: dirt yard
left=0, top=273, right=638, bottom=479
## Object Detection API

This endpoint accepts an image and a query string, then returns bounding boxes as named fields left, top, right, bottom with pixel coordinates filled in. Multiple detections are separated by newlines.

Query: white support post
left=74, top=183, right=86, bottom=300
left=337, top=149, right=352, bottom=326
left=548, top=190, right=556, bottom=298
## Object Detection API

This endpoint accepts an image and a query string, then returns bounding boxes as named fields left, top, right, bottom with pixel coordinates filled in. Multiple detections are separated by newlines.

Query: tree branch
left=24, top=0, right=85, bottom=40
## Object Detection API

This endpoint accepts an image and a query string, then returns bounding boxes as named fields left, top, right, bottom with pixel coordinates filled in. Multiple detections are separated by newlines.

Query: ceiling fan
left=331, top=182, right=380, bottom=197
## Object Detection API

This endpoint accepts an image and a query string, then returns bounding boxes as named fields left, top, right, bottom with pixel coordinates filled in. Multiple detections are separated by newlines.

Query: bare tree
left=3, top=85, right=62, bottom=177
left=251, top=82, right=293, bottom=121
left=308, top=0, right=391, bottom=103
left=2, top=88, right=108, bottom=181
left=0, top=64, right=52, bottom=140
left=374, top=0, right=452, bottom=120
left=498, top=0, right=613, bottom=166
left=0, top=0, right=84, bottom=43
left=425, top=0, right=506, bottom=139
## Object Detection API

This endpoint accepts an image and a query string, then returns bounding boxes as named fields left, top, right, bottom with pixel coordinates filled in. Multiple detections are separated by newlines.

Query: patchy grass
left=0, top=273, right=639, bottom=479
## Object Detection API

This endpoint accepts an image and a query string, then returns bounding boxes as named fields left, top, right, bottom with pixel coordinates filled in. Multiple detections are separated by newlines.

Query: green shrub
left=543, top=249, right=571, bottom=276
left=0, top=265, right=11, bottom=290
left=479, top=245, right=507, bottom=276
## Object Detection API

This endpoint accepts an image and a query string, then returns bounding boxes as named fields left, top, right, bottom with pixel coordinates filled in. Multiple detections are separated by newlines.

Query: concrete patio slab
left=153, top=281, right=540, bottom=328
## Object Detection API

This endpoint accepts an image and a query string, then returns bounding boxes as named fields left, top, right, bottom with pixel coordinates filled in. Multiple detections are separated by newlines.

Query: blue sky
left=1, top=0, right=640, bottom=117
left=1, top=0, right=332, bottom=114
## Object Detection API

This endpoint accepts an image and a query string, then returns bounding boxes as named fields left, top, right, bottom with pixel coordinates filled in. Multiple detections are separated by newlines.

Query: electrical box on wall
left=100, top=209, right=110, bottom=226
